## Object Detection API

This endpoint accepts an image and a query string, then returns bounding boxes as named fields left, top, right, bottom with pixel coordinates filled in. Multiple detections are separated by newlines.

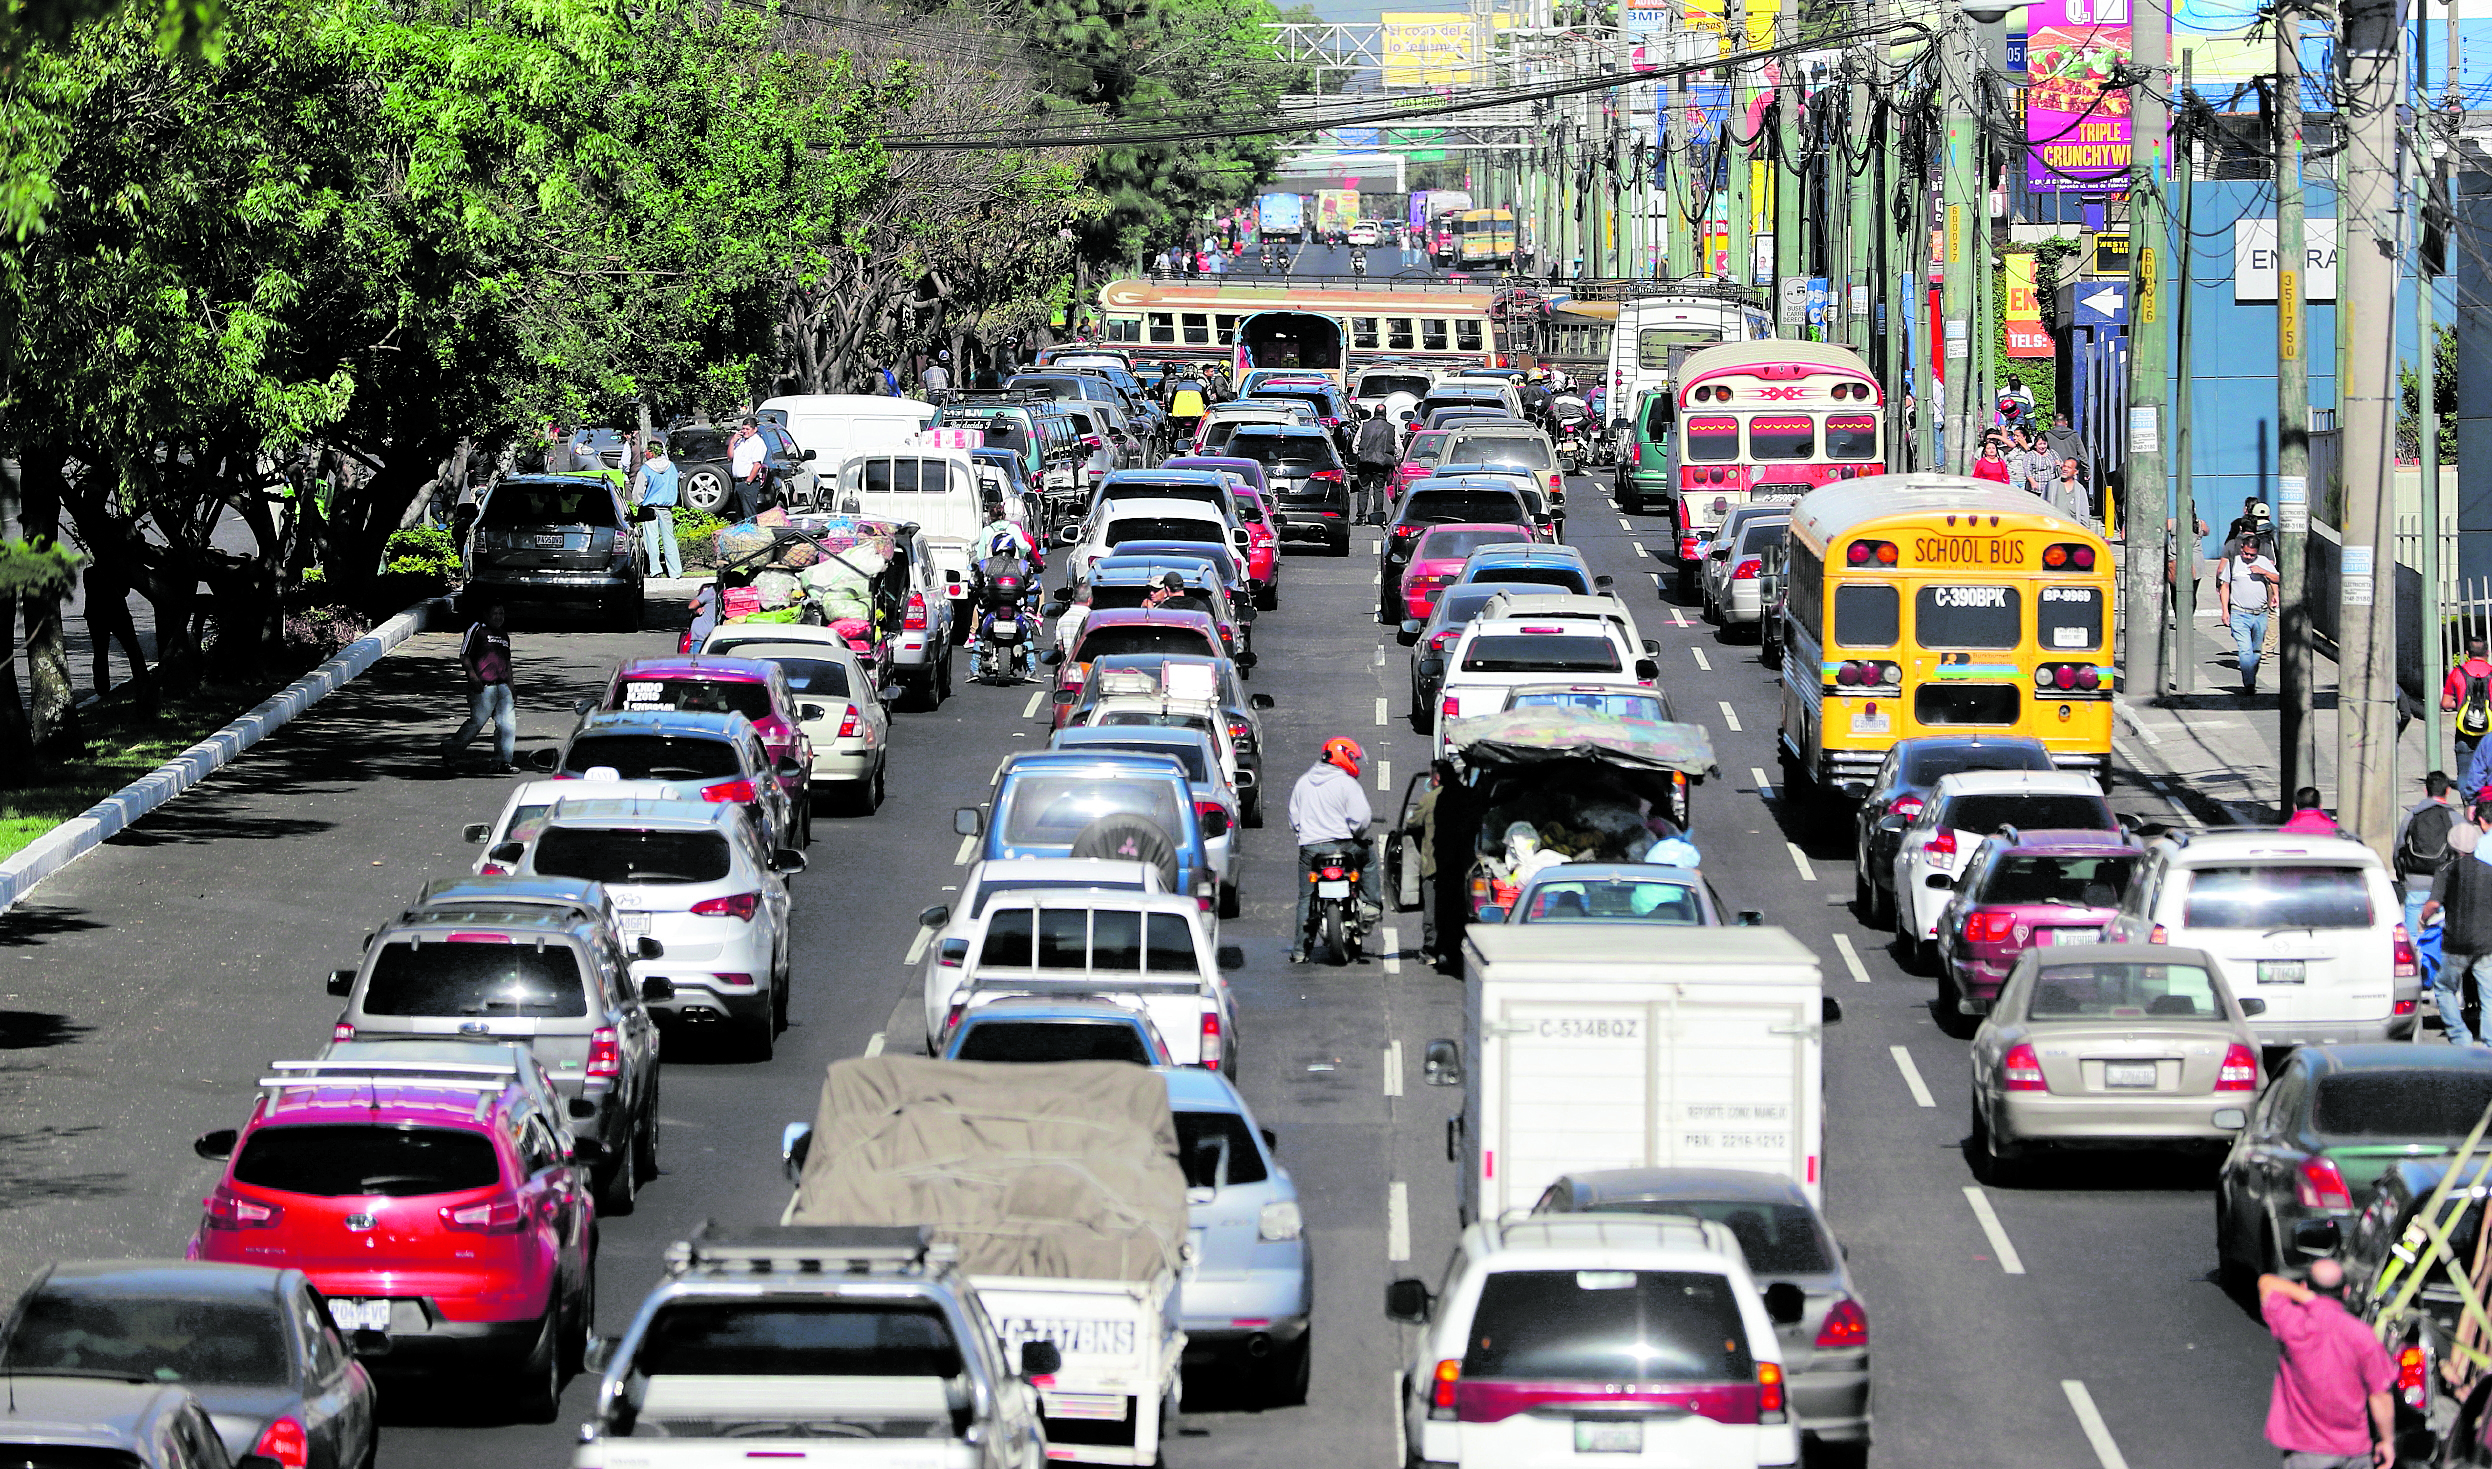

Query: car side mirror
left=568, top=1097, right=598, bottom=1120
left=1019, top=1340, right=1062, bottom=1378
left=782, top=1122, right=814, bottom=1183
left=1641, top=638, right=1661, bottom=655
left=1248, top=693, right=1275, bottom=711
left=489, top=842, right=526, bottom=868
left=1237, top=650, right=1259, bottom=669
left=919, top=904, right=951, bottom=930
left=641, top=976, right=675, bottom=1002
left=2291, top=1218, right=2342, bottom=1255
left=1763, top=1281, right=1807, bottom=1326
left=1424, top=1038, right=1463, bottom=1086
left=1052, top=687, right=1076, bottom=705
left=1822, top=995, right=1844, bottom=1023
left=954, top=807, right=983, bottom=837
left=1230, top=527, right=1250, bottom=549
left=1044, top=597, right=1072, bottom=617
left=568, top=1137, right=609, bottom=1167
left=1595, top=575, right=1615, bottom=591
left=1736, top=909, right=1764, bottom=927
left=801, top=448, right=818, bottom=461
left=770, top=847, right=808, bottom=875
left=1056, top=525, right=1081, bottom=546
left=528, top=748, right=562, bottom=772
left=1634, top=659, right=1658, bottom=681
left=1477, top=904, right=1507, bottom=923
left=583, top=1336, right=615, bottom=1375
left=194, top=1128, right=238, bottom=1160
left=573, top=698, right=595, bottom=716
left=326, top=968, right=356, bottom=997
left=1385, top=1278, right=1433, bottom=1323
left=777, top=755, right=805, bottom=774
left=636, top=936, right=666, bottom=960
left=1261, top=1127, right=1279, bottom=1153
left=1925, top=873, right=1955, bottom=889
left=1041, top=649, right=1065, bottom=667
left=462, top=822, right=491, bottom=844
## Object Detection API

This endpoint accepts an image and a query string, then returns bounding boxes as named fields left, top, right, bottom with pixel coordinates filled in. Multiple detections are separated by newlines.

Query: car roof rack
left=667, top=1222, right=954, bottom=1276
left=263, top=1059, right=519, bottom=1090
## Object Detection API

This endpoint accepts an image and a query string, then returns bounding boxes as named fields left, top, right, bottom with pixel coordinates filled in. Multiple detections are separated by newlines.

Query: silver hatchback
left=1163, top=1066, right=1310, bottom=1407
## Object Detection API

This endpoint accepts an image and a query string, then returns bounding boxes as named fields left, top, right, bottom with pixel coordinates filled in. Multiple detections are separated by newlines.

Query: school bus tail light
left=2041, top=542, right=2098, bottom=571
left=1845, top=539, right=1898, bottom=567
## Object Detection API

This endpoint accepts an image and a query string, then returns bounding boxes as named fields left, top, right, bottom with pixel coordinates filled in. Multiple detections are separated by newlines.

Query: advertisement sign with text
left=2025, top=0, right=2134, bottom=192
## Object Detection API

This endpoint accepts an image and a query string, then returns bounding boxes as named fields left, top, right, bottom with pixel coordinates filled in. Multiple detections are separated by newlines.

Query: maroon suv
left=1932, top=828, right=2143, bottom=1035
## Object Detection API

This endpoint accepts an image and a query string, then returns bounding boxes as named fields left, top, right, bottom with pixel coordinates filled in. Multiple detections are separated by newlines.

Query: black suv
left=1227, top=426, right=1351, bottom=556
left=467, top=474, right=645, bottom=629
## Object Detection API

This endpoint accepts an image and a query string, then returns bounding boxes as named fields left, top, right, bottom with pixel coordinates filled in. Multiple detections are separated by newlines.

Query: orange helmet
left=1321, top=737, right=1364, bottom=776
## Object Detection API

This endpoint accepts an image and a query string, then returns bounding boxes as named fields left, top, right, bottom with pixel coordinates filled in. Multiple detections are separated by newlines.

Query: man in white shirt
left=2216, top=536, right=2282, bottom=696
left=922, top=354, right=951, bottom=395
left=728, top=416, right=768, bottom=520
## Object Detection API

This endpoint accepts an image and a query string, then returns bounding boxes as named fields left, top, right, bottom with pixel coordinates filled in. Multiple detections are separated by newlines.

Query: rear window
left=1940, top=793, right=2112, bottom=837
left=2039, top=584, right=2105, bottom=650
left=954, top=1020, right=1155, bottom=1064
left=1476, top=566, right=1587, bottom=591
left=1748, top=416, right=1814, bottom=460
left=1510, top=690, right=1667, bottom=721
left=2026, top=961, right=2225, bottom=1020
left=670, top=428, right=731, bottom=461
left=2183, top=865, right=2376, bottom=930
left=1461, top=634, right=1621, bottom=674
left=1410, top=491, right=1527, bottom=525
left=1071, top=741, right=1210, bottom=782
left=233, top=1123, right=502, bottom=1197
left=1521, top=880, right=1703, bottom=923
left=481, top=483, right=617, bottom=528
left=563, top=734, right=742, bottom=781
left=849, top=457, right=961, bottom=494
left=1449, top=436, right=1551, bottom=469
left=612, top=677, right=772, bottom=722
left=976, top=907, right=1199, bottom=973
left=1684, top=415, right=1739, bottom=462
left=7, top=1291, right=289, bottom=1386
left=1075, top=627, right=1218, bottom=661
left=968, top=877, right=1145, bottom=917
left=1106, top=518, right=1221, bottom=547
left=1416, top=528, right=1530, bottom=561
left=1902, top=742, right=2054, bottom=784
left=1361, top=372, right=1433, bottom=399
left=1833, top=583, right=1900, bottom=647
left=1461, top=1270, right=1752, bottom=1382
left=534, top=827, right=732, bottom=885
left=998, top=776, right=1185, bottom=847
left=1174, top=1110, right=1269, bottom=1187
left=634, top=1302, right=961, bottom=1378
left=1824, top=413, right=1879, bottom=460
left=1588, top=1202, right=1833, bottom=1274
left=361, top=941, right=589, bottom=1017
left=1234, top=435, right=1339, bottom=470
left=1979, top=853, right=2134, bottom=907
left=2314, top=1070, right=2492, bottom=1139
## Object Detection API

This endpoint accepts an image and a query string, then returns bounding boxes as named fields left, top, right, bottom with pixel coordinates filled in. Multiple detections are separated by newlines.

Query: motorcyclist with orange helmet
left=1288, top=736, right=1381, bottom=962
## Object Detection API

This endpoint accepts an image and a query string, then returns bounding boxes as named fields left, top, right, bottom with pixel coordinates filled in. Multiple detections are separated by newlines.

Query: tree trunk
left=16, top=445, right=77, bottom=749
left=0, top=593, right=28, bottom=771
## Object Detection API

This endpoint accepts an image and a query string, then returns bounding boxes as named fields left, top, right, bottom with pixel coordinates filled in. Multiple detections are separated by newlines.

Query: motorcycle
left=971, top=553, right=1037, bottom=684
left=1552, top=395, right=1589, bottom=472
left=1299, top=838, right=1373, bottom=965
left=1350, top=249, right=1368, bottom=277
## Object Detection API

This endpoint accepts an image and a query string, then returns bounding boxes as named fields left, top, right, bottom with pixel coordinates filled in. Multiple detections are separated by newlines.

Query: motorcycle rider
left=1287, top=736, right=1382, bottom=963
left=1350, top=245, right=1368, bottom=276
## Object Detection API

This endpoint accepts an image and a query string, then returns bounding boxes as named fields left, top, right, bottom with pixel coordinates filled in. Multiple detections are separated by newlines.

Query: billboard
left=2025, top=0, right=2133, bottom=193
left=1315, top=189, right=1362, bottom=234
left=1380, top=12, right=1483, bottom=88
left=2004, top=254, right=2052, bottom=357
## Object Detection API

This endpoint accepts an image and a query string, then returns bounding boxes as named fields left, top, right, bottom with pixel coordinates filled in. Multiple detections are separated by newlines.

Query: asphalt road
left=0, top=475, right=2287, bottom=1467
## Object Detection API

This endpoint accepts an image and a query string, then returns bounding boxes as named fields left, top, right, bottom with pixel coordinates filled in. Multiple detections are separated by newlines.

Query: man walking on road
left=2218, top=535, right=2282, bottom=695
left=2395, top=771, right=2461, bottom=936
left=441, top=601, right=518, bottom=773
left=2421, top=797, right=2492, bottom=1047
left=1351, top=409, right=1397, bottom=524
left=2258, top=1260, right=2396, bottom=1468
left=2446, top=639, right=2492, bottom=777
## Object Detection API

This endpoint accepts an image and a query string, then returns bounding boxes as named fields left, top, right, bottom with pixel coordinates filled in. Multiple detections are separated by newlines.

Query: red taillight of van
left=903, top=592, right=929, bottom=631
left=587, top=1027, right=623, bottom=1079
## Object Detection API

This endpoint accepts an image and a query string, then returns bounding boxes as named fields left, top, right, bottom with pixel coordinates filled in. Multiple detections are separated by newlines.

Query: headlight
left=1258, top=1200, right=1303, bottom=1242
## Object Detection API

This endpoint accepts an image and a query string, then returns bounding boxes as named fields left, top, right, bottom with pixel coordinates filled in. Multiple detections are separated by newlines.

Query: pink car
left=1398, top=522, right=1536, bottom=623
left=600, top=656, right=814, bottom=834
left=1161, top=455, right=1280, bottom=610
left=1390, top=429, right=1452, bottom=507
left=1933, top=829, right=2144, bottom=1034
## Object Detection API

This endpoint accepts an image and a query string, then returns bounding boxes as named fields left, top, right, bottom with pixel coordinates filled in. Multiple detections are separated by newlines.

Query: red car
left=1391, top=429, right=1452, bottom=504
left=1046, top=609, right=1227, bottom=721
left=599, top=656, right=813, bottom=837
left=188, top=1067, right=598, bottom=1418
left=1398, top=522, right=1536, bottom=623
left=1933, top=829, right=2144, bottom=1033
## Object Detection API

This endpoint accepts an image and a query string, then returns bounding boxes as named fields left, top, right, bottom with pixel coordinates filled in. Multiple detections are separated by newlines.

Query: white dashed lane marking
left=1962, top=1186, right=2028, bottom=1274
left=1377, top=759, right=1392, bottom=791
left=953, top=832, right=977, bottom=865
left=2062, top=1382, right=2131, bottom=1469
left=1021, top=687, right=1045, bottom=719
left=903, top=926, right=933, bottom=965
left=864, top=1031, right=886, bottom=1057
left=1387, top=1181, right=1411, bottom=1261
left=1832, top=933, right=1873, bottom=983
left=1786, top=843, right=1815, bottom=881
left=1375, top=696, right=1388, bottom=726
left=1718, top=700, right=1741, bottom=732
left=1890, top=1045, right=1935, bottom=1107
left=1751, top=766, right=1774, bottom=800
left=1668, top=606, right=1686, bottom=628
left=1691, top=648, right=1711, bottom=672
left=1383, top=1039, right=1403, bottom=1096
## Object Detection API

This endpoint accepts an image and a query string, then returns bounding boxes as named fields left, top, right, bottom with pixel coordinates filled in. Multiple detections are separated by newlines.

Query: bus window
left=1833, top=584, right=1899, bottom=647
left=1639, top=328, right=1720, bottom=370
left=1825, top=414, right=1880, bottom=461
left=1749, top=415, right=1814, bottom=460
left=1181, top=313, right=1210, bottom=346
left=1915, top=685, right=2022, bottom=726
left=2038, top=584, right=2105, bottom=650
left=1107, top=318, right=1140, bottom=343
left=1456, top=320, right=1485, bottom=352
left=1387, top=318, right=1416, bottom=350
left=1685, top=415, right=1740, bottom=462
left=1215, top=314, right=1240, bottom=346
left=1915, top=585, right=2022, bottom=649
left=1422, top=320, right=1449, bottom=352
left=1148, top=312, right=1176, bottom=344
left=1351, top=317, right=1380, bottom=350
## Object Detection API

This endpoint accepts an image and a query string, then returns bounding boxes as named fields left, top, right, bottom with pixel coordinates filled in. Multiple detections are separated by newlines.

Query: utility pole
left=1775, top=7, right=1805, bottom=310
left=2335, top=0, right=2403, bottom=850
left=1668, top=58, right=1695, bottom=277
left=2420, top=0, right=2448, bottom=768
left=1848, top=80, right=1875, bottom=352
left=2169, top=55, right=2198, bottom=696
left=2276, top=0, right=2317, bottom=797
left=2121, top=0, right=2173, bottom=698
left=1939, top=11, right=1984, bottom=471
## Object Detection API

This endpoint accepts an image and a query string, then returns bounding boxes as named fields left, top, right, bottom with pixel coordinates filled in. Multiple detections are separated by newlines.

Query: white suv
left=1388, top=1214, right=1802, bottom=1469
left=1434, top=611, right=1660, bottom=760
left=1889, top=769, right=2118, bottom=966
left=2101, top=830, right=2420, bottom=1046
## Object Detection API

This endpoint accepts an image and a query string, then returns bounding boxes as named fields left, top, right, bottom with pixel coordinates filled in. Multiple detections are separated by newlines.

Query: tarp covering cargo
left=790, top=1056, right=1188, bottom=1283
left=1444, top=709, right=1720, bottom=778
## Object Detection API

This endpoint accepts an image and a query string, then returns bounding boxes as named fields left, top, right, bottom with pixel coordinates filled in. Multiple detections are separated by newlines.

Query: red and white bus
left=1656, top=340, right=1886, bottom=598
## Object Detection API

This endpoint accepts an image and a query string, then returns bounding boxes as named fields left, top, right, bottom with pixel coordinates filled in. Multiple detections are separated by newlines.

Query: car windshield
left=633, top=1302, right=962, bottom=1378
left=1586, top=1202, right=1833, bottom=1274
left=1069, top=741, right=1210, bottom=781
left=999, top=777, right=1184, bottom=846
left=2025, top=961, right=2225, bottom=1020
left=613, top=677, right=773, bottom=722
left=1902, top=743, right=2054, bottom=786
left=481, top=484, right=616, bottom=528
left=1433, top=584, right=1537, bottom=629
left=2314, top=1070, right=2492, bottom=1139
left=1174, top=1110, right=1269, bottom=1187
left=534, top=827, right=731, bottom=885
left=1076, top=627, right=1218, bottom=661
left=954, top=1020, right=1155, bottom=1064
left=563, top=734, right=742, bottom=781
left=1521, top=879, right=1703, bottom=922
left=1940, top=793, right=2112, bottom=835
left=232, top=1123, right=501, bottom=1198
left=1233, top=435, right=1337, bottom=470
left=1404, top=433, right=1448, bottom=466
left=1980, top=853, right=2135, bottom=908
left=1460, top=1270, right=1752, bottom=1382
left=2183, top=865, right=2375, bottom=930
left=1510, top=690, right=1666, bottom=720
left=361, top=941, right=589, bottom=1017
left=6, top=1291, right=290, bottom=1386
left=1360, top=373, right=1433, bottom=398
left=1106, top=518, right=1221, bottom=547
left=1409, top=491, right=1526, bottom=525
left=1415, top=528, right=1529, bottom=561
left=1461, top=634, right=1621, bottom=674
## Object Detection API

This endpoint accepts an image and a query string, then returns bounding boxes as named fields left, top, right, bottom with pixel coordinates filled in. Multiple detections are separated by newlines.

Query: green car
left=1611, top=386, right=1674, bottom=515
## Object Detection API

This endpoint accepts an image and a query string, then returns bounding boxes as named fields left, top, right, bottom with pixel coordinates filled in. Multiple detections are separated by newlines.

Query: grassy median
left=0, top=681, right=290, bottom=861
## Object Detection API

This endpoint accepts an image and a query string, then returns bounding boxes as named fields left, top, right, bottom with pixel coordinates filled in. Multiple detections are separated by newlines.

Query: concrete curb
left=0, top=598, right=445, bottom=915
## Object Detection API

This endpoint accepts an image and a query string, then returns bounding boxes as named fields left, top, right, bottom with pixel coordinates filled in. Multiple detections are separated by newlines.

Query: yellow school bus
left=1777, top=475, right=2115, bottom=797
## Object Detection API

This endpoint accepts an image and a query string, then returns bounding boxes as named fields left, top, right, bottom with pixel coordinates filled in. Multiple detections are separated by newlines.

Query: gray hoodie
left=1289, top=761, right=1373, bottom=845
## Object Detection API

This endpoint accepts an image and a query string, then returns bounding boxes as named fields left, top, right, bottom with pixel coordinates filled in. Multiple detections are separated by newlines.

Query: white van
left=1603, top=292, right=1773, bottom=430
left=833, top=446, right=984, bottom=628
left=758, top=394, right=939, bottom=474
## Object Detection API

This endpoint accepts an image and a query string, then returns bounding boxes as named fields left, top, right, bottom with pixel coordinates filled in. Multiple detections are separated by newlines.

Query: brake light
left=1845, top=539, right=1900, bottom=566
left=2216, top=1043, right=2260, bottom=1091
left=252, top=1417, right=308, bottom=1469
left=903, top=592, right=928, bottom=631
left=1679, top=535, right=1703, bottom=559
left=1311, top=469, right=1345, bottom=484
left=332, top=1021, right=354, bottom=1041
left=944, top=1002, right=965, bottom=1035
left=1925, top=830, right=1957, bottom=858
left=1431, top=1358, right=1462, bottom=1415
left=440, top=1198, right=525, bottom=1233
left=1393, top=524, right=1424, bottom=538
left=202, top=1192, right=282, bottom=1230
left=1195, top=799, right=1228, bottom=824
left=1889, top=794, right=1925, bottom=822
left=2394, top=923, right=2419, bottom=979
left=1430, top=629, right=1458, bottom=652
left=1441, top=694, right=1460, bottom=720
left=1201, top=1011, right=1224, bottom=1072
left=1733, top=557, right=1762, bottom=580
left=2149, top=924, right=2168, bottom=945
left=1626, top=441, right=1641, bottom=465
left=2297, top=1156, right=2354, bottom=1210
left=2001, top=1042, right=2046, bottom=1092
left=1757, top=1362, right=1786, bottom=1422
left=2400, top=1345, right=2429, bottom=1409
left=1814, top=1297, right=1867, bottom=1348
left=1964, top=911, right=2015, bottom=943
left=690, top=890, right=761, bottom=921
left=701, top=778, right=756, bottom=805
left=587, top=1026, right=623, bottom=1079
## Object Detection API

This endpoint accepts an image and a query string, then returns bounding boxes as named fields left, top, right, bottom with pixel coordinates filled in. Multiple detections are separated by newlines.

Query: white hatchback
left=2101, top=830, right=2420, bottom=1046
left=1434, top=613, right=1659, bottom=761
left=1889, top=769, right=2119, bottom=963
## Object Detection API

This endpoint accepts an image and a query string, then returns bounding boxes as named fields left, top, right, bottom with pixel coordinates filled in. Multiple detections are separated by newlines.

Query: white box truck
left=783, top=1057, right=1189, bottom=1468
left=1449, top=925, right=1840, bottom=1221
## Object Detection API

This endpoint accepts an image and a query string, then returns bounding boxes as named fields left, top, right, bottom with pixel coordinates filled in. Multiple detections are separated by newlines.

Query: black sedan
left=1850, top=734, right=2054, bottom=927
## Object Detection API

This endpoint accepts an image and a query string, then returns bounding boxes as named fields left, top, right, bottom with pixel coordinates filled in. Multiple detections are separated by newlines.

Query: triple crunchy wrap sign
left=2025, top=0, right=2133, bottom=193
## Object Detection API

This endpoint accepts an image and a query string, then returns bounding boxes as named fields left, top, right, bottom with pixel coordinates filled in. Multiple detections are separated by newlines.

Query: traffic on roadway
left=0, top=285, right=2474, bottom=1469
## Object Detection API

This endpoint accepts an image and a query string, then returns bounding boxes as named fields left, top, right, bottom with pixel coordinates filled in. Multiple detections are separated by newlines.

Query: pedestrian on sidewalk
left=2048, top=457, right=2092, bottom=527
left=2280, top=787, right=2342, bottom=834
left=631, top=438, right=682, bottom=580
left=2422, top=798, right=2492, bottom=1047
left=2218, top=535, right=2282, bottom=695
left=2043, top=410, right=2087, bottom=484
left=2256, top=1260, right=2397, bottom=1469
left=441, top=601, right=519, bottom=773
left=2445, top=639, right=2492, bottom=776
left=2395, top=772, right=2461, bottom=936
left=1971, top=434, right=2010, bottom=484
left=728, top=415, right=768, bottom=521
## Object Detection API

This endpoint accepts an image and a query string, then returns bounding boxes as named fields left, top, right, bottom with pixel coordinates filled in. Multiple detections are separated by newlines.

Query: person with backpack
left=2422, top=797, right=2492, bottom=1047
left=2396, top=771, right=2461, bottom=938
left=2445, top=639, right=2492, bottom=776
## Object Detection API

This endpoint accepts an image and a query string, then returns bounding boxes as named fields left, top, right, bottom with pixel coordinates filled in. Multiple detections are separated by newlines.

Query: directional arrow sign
left=2074, top=282, right=2128, bottom=327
